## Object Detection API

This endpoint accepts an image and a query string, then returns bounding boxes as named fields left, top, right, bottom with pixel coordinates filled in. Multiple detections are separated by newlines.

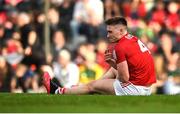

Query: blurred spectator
left=58, top=0, right=74, bottom=41
left=0, top=56, right=14, bottom=92
left=53, top=49, right=79, bottom=88
left=175, top=23, right=180, bottom=51
left=16, top=12, right=33, bottom=49
left=78, top=45, right=104, bottom=84
left=74, top=43, right=87, bottom=66
left=0, top=25, right=6, bottom=48
left=79, top=51, right=104, bottom=84
left=48, top=7, right=62, bottom=40
left=71, top=0, right=105, bottom=44
left=130, top=0, right=147, bottom=19
left=165, top=1, right=179, bottom=31
left=51, top=0, right=64, bottom=6
left=5, top=0, right=23, bottom=7
left=96, top=39, right=109, bottom=71
left=35, top=13, right=45, bottom=44
left=164, top=75, right=180, bottom=95
left=0, top=11, right=7, bottom=24
left=2, top=37, right=24, bottom=67
left=51, top=30, right=66, bottom=62
left=104, top=0, right=120, bottom=20
left=160, top=32, right=179, bottom=72
left=16, top=12, right=46, bottom=69
left=151, top=0, right=166, bottom=25
left=11, top=64, right=39, bottom=93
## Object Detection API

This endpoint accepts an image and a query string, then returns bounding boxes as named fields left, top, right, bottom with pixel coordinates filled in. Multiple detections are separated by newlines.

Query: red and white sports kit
left=112, top=33, right=156, bottom=95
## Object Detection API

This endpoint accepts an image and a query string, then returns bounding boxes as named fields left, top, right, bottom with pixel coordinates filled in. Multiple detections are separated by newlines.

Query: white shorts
left=113, top=79, right=151, bottom=95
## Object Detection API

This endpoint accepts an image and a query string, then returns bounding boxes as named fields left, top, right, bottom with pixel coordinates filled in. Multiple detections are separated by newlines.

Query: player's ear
left=119, top=29, right=124, bottom=35
left=120, top=29, right=123, bottom=32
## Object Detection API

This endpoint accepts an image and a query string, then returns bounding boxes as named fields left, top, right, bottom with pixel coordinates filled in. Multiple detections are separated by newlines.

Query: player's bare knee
left=87, top=81, right=96, bottom=93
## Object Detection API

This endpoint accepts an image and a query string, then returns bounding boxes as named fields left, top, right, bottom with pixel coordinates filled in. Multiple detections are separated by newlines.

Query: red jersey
left=114, top=33, right=156, bottom=86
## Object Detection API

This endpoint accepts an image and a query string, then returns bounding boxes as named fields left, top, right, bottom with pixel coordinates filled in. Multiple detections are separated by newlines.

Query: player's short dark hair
left=105, top=17, right=127, bottom=26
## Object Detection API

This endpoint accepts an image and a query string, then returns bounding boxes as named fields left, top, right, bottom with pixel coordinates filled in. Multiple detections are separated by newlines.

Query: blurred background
left=0, top=0, right=179, bottom=94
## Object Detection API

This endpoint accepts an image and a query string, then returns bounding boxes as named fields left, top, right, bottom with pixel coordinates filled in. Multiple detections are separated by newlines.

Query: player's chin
left=109, top=40, right=117, bottom=43
left=108, top=39, right=115, bottom=43
left=109, top=38, right=118, bottom=43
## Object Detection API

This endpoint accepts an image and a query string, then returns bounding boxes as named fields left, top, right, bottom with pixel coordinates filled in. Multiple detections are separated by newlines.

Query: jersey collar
left=118, top=33, right=128, bottom=42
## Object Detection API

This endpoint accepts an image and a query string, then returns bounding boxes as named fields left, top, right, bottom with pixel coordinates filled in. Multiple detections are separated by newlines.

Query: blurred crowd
left=0, top=0, right=179, bottom=94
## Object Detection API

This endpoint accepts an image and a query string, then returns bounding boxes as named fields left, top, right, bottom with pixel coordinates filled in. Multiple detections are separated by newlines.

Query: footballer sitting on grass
left=43, top=16, right=156, bottom=95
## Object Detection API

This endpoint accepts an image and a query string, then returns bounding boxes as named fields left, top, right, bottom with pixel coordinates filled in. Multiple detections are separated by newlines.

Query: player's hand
left=105, top=49, right=117, bottom=68
left=24, top=46, right=32, bottom=56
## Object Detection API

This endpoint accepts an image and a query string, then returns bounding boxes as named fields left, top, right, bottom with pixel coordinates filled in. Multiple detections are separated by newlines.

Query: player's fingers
left=105, top=54, right=111, bottom=58
left=105, top=58, right=111, bottom=62
left=105, top=49, right=110, bottom=54
left=110, top=58, right=116, bottom=63
left=105, top=54, right=111, bottom=59
left=105, top=55, right=112, bottom=61
left=105, top=52, right=112, bottom=57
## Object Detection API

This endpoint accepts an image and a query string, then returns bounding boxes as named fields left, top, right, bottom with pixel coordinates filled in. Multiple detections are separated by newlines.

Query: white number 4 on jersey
left=137, top=40, right=150, bottom=53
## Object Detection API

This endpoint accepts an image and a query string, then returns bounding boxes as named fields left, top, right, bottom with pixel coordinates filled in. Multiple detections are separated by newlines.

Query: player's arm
left=104, top=49, right=117, bottom=69
left=99, top=67, right=117, bottom=80
left=103, top=47, right=118, bottom=79
left=116, top=60, right=129, bottom=83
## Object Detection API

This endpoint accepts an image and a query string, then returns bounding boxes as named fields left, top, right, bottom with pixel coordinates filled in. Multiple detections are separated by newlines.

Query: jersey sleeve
left=115, top=44, right=126, bottom=64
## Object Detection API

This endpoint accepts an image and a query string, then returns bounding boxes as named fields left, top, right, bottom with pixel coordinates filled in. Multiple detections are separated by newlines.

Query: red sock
left=59, top=88, right=66, bottom=94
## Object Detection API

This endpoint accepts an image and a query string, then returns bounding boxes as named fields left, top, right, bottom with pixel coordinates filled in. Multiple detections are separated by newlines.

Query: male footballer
left=43, top=16, right=156, bottom=95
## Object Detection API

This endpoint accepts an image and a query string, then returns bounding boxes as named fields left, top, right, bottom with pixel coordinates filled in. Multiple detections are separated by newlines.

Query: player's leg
left=113, top=79, right=152, bottom=95
left=43, top=72, right=116, bottom=95
left=43, top=72, right=59, bottom=94
left=62, top=68, right=118, bottom=94
left=63, top=79, right=116, bottom=95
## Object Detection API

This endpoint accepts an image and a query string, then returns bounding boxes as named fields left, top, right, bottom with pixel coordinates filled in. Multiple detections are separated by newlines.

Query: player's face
left=107, top=24, right=126, bottom=43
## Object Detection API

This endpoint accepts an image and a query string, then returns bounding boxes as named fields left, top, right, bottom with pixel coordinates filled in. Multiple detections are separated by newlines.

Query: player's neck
left=119, top=31, right=128, bottom=39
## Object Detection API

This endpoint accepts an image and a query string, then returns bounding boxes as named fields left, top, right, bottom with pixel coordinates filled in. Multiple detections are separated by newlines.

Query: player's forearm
left=117, top=70, right=129, bottom=83
left=117, top=75, right=129, bottom=83
left=116, top=61, right=130, bottom=83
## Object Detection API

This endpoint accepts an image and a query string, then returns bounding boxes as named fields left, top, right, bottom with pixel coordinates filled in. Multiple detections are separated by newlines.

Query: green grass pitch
left=0, top=93, right=180, bottom=113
